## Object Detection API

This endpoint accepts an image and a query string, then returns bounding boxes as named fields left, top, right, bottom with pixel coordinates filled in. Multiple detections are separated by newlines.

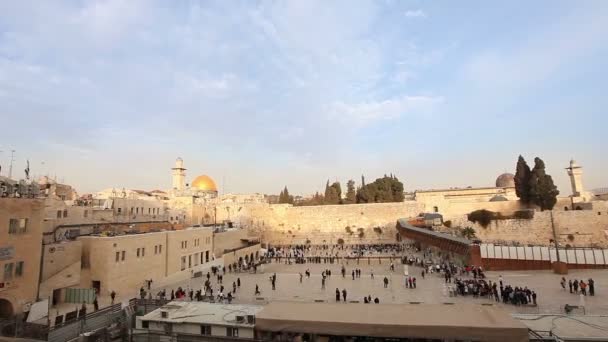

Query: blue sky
left=1, top=0, right=606, bottom=195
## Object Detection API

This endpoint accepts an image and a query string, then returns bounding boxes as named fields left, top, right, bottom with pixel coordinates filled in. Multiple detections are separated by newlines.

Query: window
left=181, top=256, right=186, bottom=271
left=154, top=246, right=158, bottom=254
left=200, top=325, right=211, bottom=335
left=194, top=253, right=199, bottom=266
left=117, top=208, right=122, bottom=214
left=9, top=219, right=27, bottom=234
left=185, top=241, right=187, bottom=248
left=130, top=207, right=133, bottom=214
left=142, top=248, right=145, bottom=257
left=188, top=255, right=192, bottom=268
left=227, top=327, right=238, bottom=337
left=200, top=253, right=204, bottom=264
left=4, top=263, right=14, bottom=280
left=15, top=261, right=24, bottom=277
left=136, top=208, right=139, bottom=214
left=63, top=210, right=68, bottom=218
left=433, top=206, right=439, bottom=213
left=84, top=210, right=88, bottom=218
left=116, top=252, right=120, bottom=262
left=57, top=210, right=62, bottom=218
left=121, top=251, right=126, bottom=261
left=142, top=321, right=149, bottom=329
left=159, top=245, right=162, bottom=254
left=137, top=248, right=141, bottom=257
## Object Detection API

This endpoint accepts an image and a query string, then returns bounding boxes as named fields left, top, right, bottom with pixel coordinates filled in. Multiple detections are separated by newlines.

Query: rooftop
left=256, top=302, right=528, bottom=342
left=140, top=301, right=263, bottom=327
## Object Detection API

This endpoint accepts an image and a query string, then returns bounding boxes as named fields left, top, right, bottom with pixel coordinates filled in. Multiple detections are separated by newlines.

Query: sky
left=1, top=0, right=607, bottom=196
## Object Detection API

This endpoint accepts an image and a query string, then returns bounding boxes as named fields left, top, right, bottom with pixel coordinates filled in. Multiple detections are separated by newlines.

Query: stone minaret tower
left=566, top=159, right=584, bottom=197
left=172, top=157, right=187, bottom=191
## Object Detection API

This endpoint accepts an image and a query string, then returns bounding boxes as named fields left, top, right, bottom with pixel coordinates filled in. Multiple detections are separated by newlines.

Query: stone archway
left=0, top=298, right=14, bottom=319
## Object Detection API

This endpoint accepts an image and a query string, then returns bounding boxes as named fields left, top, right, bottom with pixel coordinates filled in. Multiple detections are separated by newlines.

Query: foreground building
left=0, top=198, right=44, bottom=318
left=135, top=302, right=262, bottom=341
left=133, top=301, right=529, bottom=342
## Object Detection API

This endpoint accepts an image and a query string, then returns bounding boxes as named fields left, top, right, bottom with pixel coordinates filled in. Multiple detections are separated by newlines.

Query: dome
left=191, top=175, right=218, bottom=192
left=495, top=173, right=515, bottom=188
left=489, top=195, right=508, bottom=202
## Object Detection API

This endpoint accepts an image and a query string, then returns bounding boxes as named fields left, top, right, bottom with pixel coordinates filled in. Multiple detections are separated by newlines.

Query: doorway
left=0, top=298, right=14, bottom=318
left=52, top=288, right=62, bottom=306
left=92, top=281, right=101, bottom=295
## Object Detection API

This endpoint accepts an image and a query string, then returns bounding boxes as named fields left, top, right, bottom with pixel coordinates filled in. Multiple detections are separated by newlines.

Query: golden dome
left=191, top=175, right=218, bottom=192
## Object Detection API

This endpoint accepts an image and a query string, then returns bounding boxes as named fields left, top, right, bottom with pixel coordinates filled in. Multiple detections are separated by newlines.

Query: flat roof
left=415, top=186, right=513, bottom=194
left=140, top=301, right=263, bottom=327
left=256, top=302, right=528, bottom=342
left=397, top=219, right=473, bottom=245
left=514, top=314, right=608, bottom=340
left=78, top=226, right=212, bottom=239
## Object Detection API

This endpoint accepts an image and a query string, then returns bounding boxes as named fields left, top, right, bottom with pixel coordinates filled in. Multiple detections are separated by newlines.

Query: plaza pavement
left=154, top=258, right=608, bottom=315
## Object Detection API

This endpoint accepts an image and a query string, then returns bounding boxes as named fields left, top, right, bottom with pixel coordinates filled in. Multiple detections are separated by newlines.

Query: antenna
left=8, top=150, right=15, bottom=179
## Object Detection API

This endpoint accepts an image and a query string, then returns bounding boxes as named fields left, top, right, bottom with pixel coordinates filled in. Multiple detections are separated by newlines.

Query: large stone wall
left=449, top=210, right=608, bottom=247
left=223, top=202, right=424, bottom=245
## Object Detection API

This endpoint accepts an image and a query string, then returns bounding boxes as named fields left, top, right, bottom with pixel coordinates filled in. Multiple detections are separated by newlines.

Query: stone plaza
left=154, top=254, right=608, bottom=316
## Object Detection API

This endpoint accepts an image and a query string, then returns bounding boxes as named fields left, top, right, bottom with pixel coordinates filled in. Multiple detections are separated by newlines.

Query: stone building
left=0, top=198, right=44, bottom=318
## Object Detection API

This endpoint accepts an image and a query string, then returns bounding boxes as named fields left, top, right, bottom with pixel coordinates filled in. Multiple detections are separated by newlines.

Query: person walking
left=560, top=277, right=566, bottom=291
left=335, top=288, right=340, bottom=302
left=569, top=279, right=573, bottom=293
left=93, top=297, right=99, bottom=311
left=580, top=280, right=587, bottom=296
left=255, top=284, right=261, bottom=295
left=383, top=277, right=389, bottom=288
left=342, top=289, right=347, bottom=302
left=588, top=278, right=595, bottom=296
left=321, top=277, right=326, bottom=289
left=110, top=290, right=116, bottom=304
left=352, top=270, right=355, bottom=280
left=573, top=280, right=579, bottom=294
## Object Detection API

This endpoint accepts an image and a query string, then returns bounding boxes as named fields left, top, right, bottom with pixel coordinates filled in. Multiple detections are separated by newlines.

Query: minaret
left=172, top=157, right=187, bottom=191
left=566, top=159, right=584, bottom=197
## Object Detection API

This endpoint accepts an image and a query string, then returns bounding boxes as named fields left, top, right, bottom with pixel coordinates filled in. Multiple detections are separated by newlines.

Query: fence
left=480, top=244, right=608, bottom=270
left=48, top=301, right=127, bottom=342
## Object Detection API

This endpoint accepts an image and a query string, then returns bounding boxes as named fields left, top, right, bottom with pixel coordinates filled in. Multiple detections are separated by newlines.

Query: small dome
left=191, top=175, right=218, bottom=192
left=489, top=195, right=508, bottom=202
left=495, top=173, right=515, bottom=188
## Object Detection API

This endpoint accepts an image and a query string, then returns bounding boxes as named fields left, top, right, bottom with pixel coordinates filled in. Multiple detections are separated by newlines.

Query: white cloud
left=404, top=10, right=426, bottom=18
left=328, top=95, right=443, bottom=126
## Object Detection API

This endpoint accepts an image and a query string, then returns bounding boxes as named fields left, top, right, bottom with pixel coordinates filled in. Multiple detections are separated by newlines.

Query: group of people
left=452, top=276, right=538, bottom=306
left=561, top=277, right=595, bottom=296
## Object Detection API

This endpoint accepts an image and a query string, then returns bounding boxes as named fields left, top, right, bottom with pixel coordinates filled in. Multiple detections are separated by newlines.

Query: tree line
left=277, top=174, right=405, bottom=206
left=514, top=155, right=559, bottom=210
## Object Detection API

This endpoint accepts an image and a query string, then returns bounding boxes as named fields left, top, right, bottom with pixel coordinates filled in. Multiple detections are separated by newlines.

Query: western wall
left=217, top=198, right=608, bottom=247
left=221, top=201, right=424, bottom=245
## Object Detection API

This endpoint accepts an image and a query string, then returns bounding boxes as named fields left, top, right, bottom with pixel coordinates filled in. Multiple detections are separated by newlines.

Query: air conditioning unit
left=235, top=315, right=245, bottom=323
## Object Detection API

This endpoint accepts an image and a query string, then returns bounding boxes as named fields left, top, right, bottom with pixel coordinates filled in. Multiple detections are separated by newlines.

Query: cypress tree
left=529, top=157, right=559, bottom=210
left=514, top=155, right=532, bottom=204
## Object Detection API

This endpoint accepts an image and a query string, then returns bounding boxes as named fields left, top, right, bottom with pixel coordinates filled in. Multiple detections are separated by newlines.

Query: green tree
left=514, top=155, right=532, bottom=204
left=529, top=157, right=559, bottom=210
left=345, top=180, right=356, bottom=204
left=279, top=186, right=294, bottom=204
left=324, top=181, right=342, bottom=204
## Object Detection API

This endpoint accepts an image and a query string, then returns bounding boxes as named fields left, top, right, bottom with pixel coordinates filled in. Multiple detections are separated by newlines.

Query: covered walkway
left=396, top=219, right=482, bottom=265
